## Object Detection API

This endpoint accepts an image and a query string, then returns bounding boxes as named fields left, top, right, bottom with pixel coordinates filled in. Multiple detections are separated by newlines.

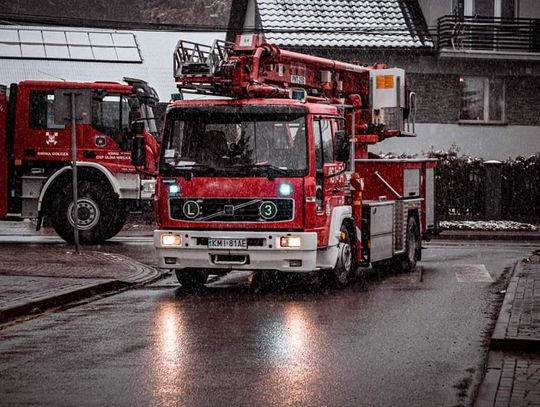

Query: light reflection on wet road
left=0, top=240, right=534, bottom=407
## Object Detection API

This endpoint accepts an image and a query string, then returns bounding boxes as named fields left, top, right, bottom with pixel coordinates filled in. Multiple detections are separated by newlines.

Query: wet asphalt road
left=0, top=237, right=535, bottom=407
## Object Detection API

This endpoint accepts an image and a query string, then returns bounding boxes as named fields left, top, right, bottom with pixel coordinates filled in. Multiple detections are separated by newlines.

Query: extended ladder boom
left=173, top=34, right=417, bottom=141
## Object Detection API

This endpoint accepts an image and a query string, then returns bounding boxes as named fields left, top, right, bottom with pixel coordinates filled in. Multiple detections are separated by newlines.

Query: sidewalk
left=475, top=250, right=540, bottom=406
left=0, top=244, right=159, bottom=322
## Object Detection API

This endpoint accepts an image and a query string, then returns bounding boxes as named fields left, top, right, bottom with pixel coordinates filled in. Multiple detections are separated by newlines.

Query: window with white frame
left=453, top=0, right=516, bottom=18
left=459, top=76, right=505, bottom=123
left=0, top=28, right=142, bottom=62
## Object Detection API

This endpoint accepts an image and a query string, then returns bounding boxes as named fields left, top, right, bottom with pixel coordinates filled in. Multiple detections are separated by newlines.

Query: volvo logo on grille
left=183, top=200, right=200, bottom=219
left=224, top=205, right=234, bottom=215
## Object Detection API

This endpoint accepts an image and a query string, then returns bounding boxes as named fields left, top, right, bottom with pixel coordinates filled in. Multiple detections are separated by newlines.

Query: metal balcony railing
left=437, top=15, right=540, bottom=54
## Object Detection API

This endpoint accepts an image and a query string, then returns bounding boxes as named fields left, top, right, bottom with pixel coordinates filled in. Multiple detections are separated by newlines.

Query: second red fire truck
left=0, top=78, right=160, bottom=244
left=141, top=34, right=436, bottom=288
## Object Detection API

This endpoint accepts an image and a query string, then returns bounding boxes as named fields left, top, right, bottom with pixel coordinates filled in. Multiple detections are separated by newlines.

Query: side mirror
left=335, top=130, right=350, bottom=162
left=131, top=135, right=146, bottom=166
left=131, top=121, right=144, bottom=135
left=131, top=121, right=146, bottom=166
left=129, top=110, right=141, bottom=128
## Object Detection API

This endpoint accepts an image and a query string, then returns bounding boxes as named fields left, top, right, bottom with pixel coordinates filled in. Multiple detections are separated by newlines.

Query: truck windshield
left=161, top=106, right=308, bottom=178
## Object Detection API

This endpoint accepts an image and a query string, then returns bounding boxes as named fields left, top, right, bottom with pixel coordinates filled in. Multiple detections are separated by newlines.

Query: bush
left=425, top=146, right=540, bottom=223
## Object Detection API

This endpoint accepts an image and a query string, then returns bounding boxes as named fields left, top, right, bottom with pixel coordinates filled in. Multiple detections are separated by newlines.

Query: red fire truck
left=0, top=78, right=160, bottom=244
left=142, top=34, right=436, bottom=288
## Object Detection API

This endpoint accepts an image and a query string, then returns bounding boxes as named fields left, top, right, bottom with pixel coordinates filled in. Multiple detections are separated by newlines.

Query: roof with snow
left=229, top=0, right=432, bottom=49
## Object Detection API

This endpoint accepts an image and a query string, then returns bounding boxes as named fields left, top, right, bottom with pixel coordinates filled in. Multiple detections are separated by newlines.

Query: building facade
left=227, top=0, right=540, bottom=159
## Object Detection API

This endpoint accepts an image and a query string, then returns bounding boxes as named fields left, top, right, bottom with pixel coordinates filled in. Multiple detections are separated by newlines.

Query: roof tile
left=255, top=0, right=433, bottom=49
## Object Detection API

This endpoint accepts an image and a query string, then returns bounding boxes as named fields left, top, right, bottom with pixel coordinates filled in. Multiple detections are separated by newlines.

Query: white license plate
left=208, top=238, right=247, bottom=249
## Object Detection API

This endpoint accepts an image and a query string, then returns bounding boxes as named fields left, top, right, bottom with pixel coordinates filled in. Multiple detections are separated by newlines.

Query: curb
left=434, top=231, right=540, bottom=241
left=489, top=260, right=540, bottom=353
left=0, top=280, right=128, bottom=322
left=474, top=351, right=504, bottom=407
left=0, top=254, right=160, bottom=323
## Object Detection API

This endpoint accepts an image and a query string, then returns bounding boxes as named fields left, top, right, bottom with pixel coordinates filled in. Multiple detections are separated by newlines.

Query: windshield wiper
left=173, top=163, right=217, bottom=180
left=174, top=163, right=216, bottom=170
left=232, top=163, right=289, bottom=179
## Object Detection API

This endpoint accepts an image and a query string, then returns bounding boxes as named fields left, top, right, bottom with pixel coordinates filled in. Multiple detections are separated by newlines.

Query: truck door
left=84, top=94, right=132, bottom=167
left=20, top=88, right=70, bottom=160
left=312, top=117, right=345, bottom=246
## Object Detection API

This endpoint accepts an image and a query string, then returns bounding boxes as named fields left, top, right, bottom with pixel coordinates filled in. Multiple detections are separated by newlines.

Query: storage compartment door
left=368, top=202, right=395, bottom=263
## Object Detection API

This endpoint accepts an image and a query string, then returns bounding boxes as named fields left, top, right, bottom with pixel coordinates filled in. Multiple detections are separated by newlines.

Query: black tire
left=49, top=180, right=120, bottom=245
left=102, top=207, right=128, bottom=240
left=175, top=269, right=209, bottom=290
left=329, top=223, right=357, bottom=288
left=249, top=271, right=266, bottom=293
left=396, top=216, right=421, bottom=273
left=372, top=259, right=392, bottom=275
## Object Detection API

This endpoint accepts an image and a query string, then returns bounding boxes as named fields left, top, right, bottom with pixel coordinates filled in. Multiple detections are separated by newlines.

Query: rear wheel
left=329, top=224, right=356, bottom=288
left=396, top=216, right=421, bottom=273
left=175, top=269, right=208, bottom=290
left=49, top=180, right=119, bottom=245
left=372, top=259, right=392, bottom=275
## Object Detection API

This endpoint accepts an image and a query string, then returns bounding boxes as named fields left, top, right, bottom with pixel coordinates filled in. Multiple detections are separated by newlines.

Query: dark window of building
left=459, top=76, right=505, bottom=123
left=29, top=91, right=65, bottom=130
left=501, top=0, right=515, bottom=18
left=455, top=0, right=515, bottom=18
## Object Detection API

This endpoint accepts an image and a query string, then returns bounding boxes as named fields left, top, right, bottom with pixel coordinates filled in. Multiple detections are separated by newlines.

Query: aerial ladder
left=173, top=34, right=417, bottom=159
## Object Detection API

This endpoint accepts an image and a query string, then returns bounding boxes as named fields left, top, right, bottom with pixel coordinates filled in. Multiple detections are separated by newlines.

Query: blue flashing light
left=279, top=183, right=293, bottom=196
left=169, top=184, right=180, bottom=195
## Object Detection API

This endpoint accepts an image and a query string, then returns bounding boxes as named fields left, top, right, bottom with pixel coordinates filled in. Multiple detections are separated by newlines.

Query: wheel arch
left=316, top=206, right=355, bottom=270
left=327, top=206, right=354, bottom=247
left=38, top=163, right=120, bottom=215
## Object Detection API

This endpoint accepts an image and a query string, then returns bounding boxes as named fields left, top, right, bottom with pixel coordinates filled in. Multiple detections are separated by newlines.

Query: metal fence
left=501, top=155, right=540, bottom=223
left=430, top=152, right=540, bottom=224
left=437, top=15, right=540, bottom=54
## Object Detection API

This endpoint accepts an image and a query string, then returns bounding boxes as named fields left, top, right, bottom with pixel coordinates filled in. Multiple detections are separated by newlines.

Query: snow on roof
left=255, top=0, right=432, bottom=49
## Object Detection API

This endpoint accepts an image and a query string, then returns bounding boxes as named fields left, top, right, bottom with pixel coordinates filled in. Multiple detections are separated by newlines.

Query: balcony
left=437, top=15, right=540, bottom=60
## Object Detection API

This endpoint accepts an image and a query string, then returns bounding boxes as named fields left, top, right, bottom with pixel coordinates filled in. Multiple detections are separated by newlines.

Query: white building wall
left=370, top=123, right=540, bottom=160
left=0, top=25, right=225, bottom=101
left=417, top=0, right=452, bottom=28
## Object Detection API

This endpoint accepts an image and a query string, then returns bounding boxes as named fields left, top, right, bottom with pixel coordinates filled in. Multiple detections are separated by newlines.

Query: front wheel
left=329, top=224, right=357, bottom=288
left=175, top=269, right=209, bottom=290
left=101, top=207, right=128, bottom=240
left=49, top=180, right=119, bottom=245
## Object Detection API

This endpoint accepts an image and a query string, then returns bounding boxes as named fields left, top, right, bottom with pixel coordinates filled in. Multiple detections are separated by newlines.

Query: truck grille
left=169, top=198, right=294, bottom=222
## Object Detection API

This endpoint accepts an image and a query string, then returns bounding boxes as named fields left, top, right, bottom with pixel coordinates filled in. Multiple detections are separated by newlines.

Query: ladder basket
left=173, top=39, right=231, bottom=79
